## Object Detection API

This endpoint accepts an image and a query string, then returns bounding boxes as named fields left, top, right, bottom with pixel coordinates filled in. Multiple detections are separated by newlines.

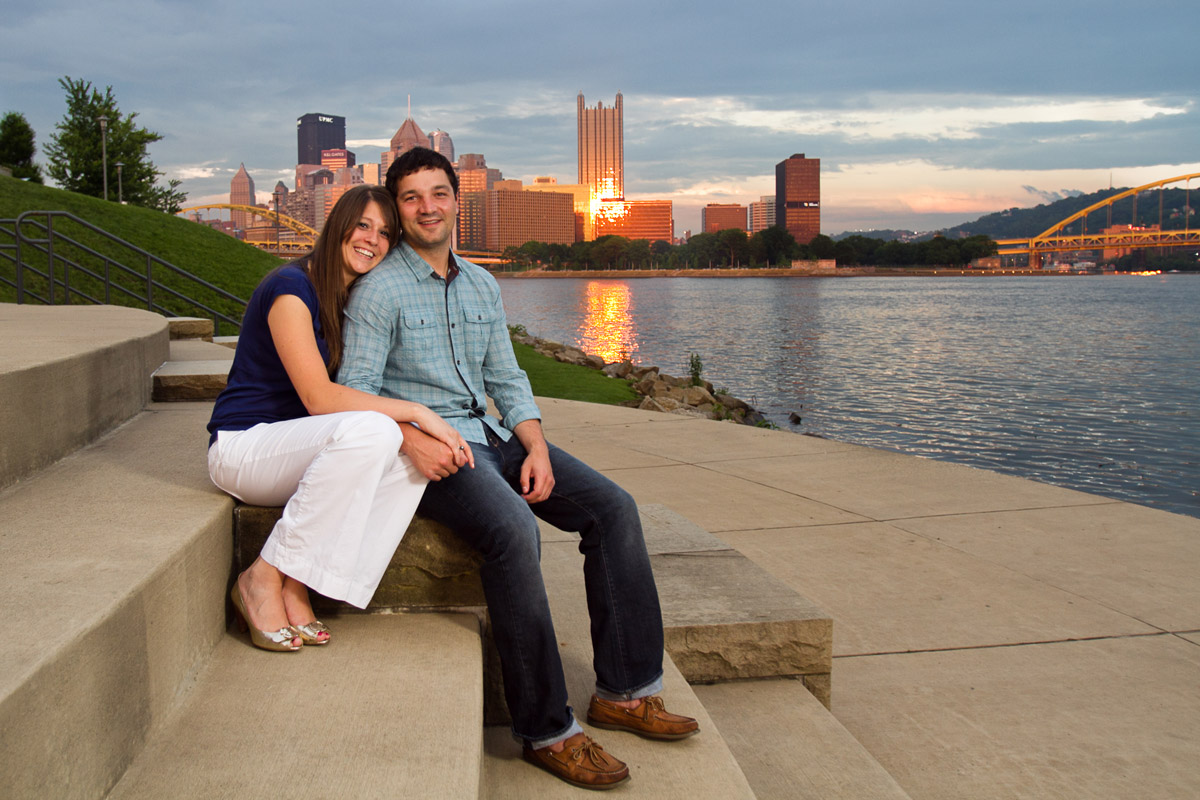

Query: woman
left=207, top=184, right=472, bottom=651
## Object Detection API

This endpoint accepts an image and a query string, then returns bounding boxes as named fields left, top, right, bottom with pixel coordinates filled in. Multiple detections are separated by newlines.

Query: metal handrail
left=1, top=210, right=248, bottom=334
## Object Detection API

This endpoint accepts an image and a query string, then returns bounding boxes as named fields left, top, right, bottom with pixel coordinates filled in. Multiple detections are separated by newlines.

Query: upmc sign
left=319, top=116, right=334, bottom=124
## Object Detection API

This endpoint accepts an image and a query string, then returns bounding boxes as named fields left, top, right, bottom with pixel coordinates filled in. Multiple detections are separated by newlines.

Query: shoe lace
left=570, top=737, right=609, bottom=767
left=639, top=695, right=665, bottom=720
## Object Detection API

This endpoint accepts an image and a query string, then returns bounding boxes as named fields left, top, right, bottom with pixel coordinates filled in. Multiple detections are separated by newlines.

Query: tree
left=44, top=76, right=186, bottom=211
left=0, top=111, right=44, bottom=182
left=716, top=228, right=749, bottom=266
left=749, top=225, right=799, bottom=266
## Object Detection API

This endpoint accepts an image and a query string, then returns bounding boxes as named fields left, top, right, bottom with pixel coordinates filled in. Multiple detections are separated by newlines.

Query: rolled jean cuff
left=593, top=672, right=664, bottom=703
left=519, top=711, right=584, bottom=750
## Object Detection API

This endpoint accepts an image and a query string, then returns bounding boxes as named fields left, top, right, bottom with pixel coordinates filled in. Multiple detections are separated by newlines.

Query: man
left=339, top=147, right=697, bottom=790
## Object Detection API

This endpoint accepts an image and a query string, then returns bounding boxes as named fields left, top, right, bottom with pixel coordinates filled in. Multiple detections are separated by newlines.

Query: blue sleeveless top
left=206, top=263, right=330, bottom=444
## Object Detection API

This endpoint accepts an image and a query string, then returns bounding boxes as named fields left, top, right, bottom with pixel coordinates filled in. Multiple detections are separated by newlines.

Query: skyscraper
left=749, top=195, right=776, bottom=234
left=577, top=92, right=623, bottom=200
left=382, top=116, right=427, bottom=173
left=428, top=129, right=455, bottom=162
left=775, top=154, right=820, bottom=245
left=296, top=113, right=346, bottom=166
left=702, top=203, right=748, bottom=233
left=229, top=163, right=256, bottom=232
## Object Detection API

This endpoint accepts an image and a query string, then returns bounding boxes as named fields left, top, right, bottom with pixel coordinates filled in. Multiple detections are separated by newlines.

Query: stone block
left=152, top=360, right=230, bottom=401
left=640, top=504, right=833, bottom=707
left=232, top=505, right=486, bottom=610
left=167, top=316, right=214, bottom=341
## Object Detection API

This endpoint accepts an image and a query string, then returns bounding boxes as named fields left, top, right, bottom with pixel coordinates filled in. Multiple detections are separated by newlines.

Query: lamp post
left=115, top=162, right=124, bottom=203
left=272, top=190, right=282, bottom=253
left=97, top=115, right=109, bottom=201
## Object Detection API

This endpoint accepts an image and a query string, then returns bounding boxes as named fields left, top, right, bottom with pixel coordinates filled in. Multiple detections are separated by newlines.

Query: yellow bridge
left=996, top=173, right=1199, bottom=267
left=178, top=204, right=503, bottom=263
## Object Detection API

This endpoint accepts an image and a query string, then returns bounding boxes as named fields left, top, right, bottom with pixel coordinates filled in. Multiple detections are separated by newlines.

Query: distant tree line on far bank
left=499, top=227, right=1000, bottom=270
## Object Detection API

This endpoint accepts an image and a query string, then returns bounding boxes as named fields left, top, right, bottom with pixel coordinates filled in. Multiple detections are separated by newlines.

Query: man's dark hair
left=385, top=146, right=459, bottom=199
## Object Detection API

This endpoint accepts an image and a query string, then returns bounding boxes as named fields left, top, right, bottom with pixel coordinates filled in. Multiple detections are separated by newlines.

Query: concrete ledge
left=0, top=403, right=232, bottom=800
left=641, top=505, right=834, bottom=706
left=0, top=304, right=169, bottom=489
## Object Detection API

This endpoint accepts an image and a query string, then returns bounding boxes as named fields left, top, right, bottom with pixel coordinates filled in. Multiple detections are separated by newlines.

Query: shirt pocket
left=460, top=301, right=498, bottom=366
left=400, top=307, right=444, bottom=370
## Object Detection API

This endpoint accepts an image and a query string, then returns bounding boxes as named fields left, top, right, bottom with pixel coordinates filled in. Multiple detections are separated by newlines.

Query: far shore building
left=382, top=115, right=427, bottom=173
left=485, top=184, right=575, bottom=252
left=229, top=163, right=256, bottom=234
left=320, top=149, right=355, bottom=170
left=313, top=167, right=365, bottom=231
left=594, top=200, right=673, bottom=244
left=428, top=129, right=455, bottom=162
left=578, top=92, right=624, bottom=200
left=775, top=154, right=820, bottom=245
left=456, top=154, right=504, bottom=250
left=296, top=113, right=345, bottom=167
left=702, top=203, right=748, bottom=233
left=749, top=195, right=776, bottom=233
left=1102, top=223, right=1161, bottom=261
left=523, top=177, right=591, bottom=242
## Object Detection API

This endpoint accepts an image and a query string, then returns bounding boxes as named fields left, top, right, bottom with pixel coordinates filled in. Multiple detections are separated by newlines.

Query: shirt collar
left=396, top=240, right=459, bottom=284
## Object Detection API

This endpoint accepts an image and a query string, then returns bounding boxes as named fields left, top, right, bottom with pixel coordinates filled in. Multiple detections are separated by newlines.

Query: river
left=496, top=273, right=1200, bottom=520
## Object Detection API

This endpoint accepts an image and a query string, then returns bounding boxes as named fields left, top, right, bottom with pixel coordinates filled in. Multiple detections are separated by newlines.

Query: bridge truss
left=996, top=173, right=1199, bottom=267
left=178, top=204, right=317, bottom=255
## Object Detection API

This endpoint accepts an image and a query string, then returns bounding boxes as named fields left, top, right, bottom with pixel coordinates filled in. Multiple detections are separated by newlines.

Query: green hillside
left=0, top=175, right=281, bottom=328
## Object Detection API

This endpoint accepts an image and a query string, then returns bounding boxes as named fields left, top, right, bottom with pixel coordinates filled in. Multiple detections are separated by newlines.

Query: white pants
left=208, top=411, right=428, bottom=608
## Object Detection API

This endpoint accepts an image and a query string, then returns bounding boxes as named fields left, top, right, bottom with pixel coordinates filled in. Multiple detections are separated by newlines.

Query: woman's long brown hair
left=304, top=184, right=400, bottom=375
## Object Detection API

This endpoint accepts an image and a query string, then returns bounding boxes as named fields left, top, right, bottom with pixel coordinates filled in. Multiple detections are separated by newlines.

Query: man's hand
left=399, top=422, right=462, bottom=481
left=513, top=419, right=555, bottom=503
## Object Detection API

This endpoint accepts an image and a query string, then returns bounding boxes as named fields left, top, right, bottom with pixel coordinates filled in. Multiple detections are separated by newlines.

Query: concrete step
left=0, top=304, right=167, bottom=490
left=479, top=513, right=763, bottom=799
left=0, top=402, right=232, bottom=800
left=107, top=612, right=485, bottom=800
left=151, top=339, right=233, bottom=401
left=641, top=504, right=831, bottom=707
left=694, top=680, right=912, bottom=800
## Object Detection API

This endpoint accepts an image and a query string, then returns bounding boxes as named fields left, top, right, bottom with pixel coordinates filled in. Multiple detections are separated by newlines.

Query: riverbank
left=492, top=264, right=1078, bottom=278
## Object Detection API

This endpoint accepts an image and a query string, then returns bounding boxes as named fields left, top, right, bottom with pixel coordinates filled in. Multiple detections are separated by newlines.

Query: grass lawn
left=512, top=340, right=639, bottom=405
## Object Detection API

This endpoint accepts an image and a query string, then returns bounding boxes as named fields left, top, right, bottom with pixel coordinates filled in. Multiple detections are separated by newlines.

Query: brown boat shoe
left=587, top=695, right=700, bottom=741
left=522, top=732, right=630, bottom=790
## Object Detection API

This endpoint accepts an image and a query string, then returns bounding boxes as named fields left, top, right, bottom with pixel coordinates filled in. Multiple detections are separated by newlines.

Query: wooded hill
left=838, top=186, right=1196, bottom=242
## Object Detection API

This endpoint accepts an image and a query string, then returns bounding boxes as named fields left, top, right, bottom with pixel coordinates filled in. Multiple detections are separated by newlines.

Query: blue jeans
left=417, top=433, right=664, bottom=746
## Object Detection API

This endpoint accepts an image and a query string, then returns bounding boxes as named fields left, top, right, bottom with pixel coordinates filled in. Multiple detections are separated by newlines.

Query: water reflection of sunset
left=579, top=281, right=636, bottom=363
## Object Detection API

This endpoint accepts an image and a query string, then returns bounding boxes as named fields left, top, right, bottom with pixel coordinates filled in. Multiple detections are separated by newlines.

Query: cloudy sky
left=2, top=0, right=1197, bottom=236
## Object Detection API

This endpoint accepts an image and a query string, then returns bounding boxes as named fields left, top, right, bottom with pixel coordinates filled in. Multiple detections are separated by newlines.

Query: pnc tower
left=577, top=92, right=623, bottom=200
left=775, top=154, right=820, bottom=245
left=296, top=113, right=346, bottom=166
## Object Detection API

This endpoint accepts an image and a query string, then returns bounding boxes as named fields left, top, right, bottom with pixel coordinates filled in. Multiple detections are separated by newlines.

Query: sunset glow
left=590, top=175, right=629, bottom=224
left=578, top=281, right=636, bottom=364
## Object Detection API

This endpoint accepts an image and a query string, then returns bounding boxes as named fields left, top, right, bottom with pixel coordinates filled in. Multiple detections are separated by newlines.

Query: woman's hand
left=410, top=406, right=474, bottom=469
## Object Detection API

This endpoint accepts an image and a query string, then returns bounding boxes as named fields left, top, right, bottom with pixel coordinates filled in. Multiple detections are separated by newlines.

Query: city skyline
left=3, top=0, right=1197, bottom=236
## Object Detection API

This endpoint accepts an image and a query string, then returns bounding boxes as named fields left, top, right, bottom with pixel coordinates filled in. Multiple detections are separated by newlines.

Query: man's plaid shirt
left=338, top=241, right=541, bottom=445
